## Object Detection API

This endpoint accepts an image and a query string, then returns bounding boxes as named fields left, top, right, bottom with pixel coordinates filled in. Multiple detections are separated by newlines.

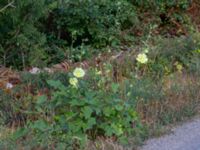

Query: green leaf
left=111, top=123, right=123, bottom=136
left=115, top=105, right=123, bottom=111
left=56, top=143, right=67, bottom=150
left=70, top=99, right=85, bottom=106
left=69, top=119, right=84, bottom=133
left=103, top=107, right=113, bottom=117
left=85, top=91, right=96, bottom=100
left=82, top=106, right=93, bottom=119
left=111, top=83, right=119, bottom=93
left=87, top=117, right=96, bottom=129
left=56, top=115, right=68, bottom=131
left=12, top=128, right=28, bottom=140
left=36, top=95, right=47, bottom=105
left=47, top=80, right=65, bottom=90
left=103, top=125, right=114, bottom=136
left=31, top=120, right=48, bottom=131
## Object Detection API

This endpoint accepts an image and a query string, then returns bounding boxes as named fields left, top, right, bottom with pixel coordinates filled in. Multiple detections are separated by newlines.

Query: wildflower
left=73, top=68, right=85, bottom=78
left=127, top=92, right=131, bottom=97
left=29, top=67, right=40, bottom=74
left=136, top=53, right=148, bottom=64
left=6, top=83, right=13, bottom=89
left=95, top=69, right=102, bottom=75
left=69, top=78, right=78, bottom=87
left=96, top=71, right=102, bottom=75
left=176, top=64, right=183, bottom=72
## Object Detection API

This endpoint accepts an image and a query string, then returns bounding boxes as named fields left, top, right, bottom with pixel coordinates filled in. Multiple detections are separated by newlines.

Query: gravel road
left=140, top=118, right=200, bottom=150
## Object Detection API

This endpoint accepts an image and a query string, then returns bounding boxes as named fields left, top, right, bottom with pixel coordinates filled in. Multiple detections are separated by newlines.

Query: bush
left=0, top=0, right=193, bottom=69
left=4, top=69, right=139, bottom=149
left=0, top=0, right=137, bottom=69
left=45, top=0, right=137, bottom=47
left=138, top=32, right=200, bottom=77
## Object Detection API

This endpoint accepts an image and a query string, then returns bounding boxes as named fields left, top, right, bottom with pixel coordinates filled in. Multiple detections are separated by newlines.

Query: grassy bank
left=1, top=1, right=200, bottom=149
left=0, top=32, right=200, bottom=149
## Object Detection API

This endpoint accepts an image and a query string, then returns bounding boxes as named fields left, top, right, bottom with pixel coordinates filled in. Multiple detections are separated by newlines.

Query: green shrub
left=143, top=33, right=200, bottom=77
left=6, top=69, right=139, bottom=149
left=0, top=0, right=193, bottom=69
left=0, top=0, right=137, bottom=69
left=45, top=0, right=137, bottom=47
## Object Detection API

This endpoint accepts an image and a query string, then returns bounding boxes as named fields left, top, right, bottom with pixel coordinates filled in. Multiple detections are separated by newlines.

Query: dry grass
left=86, top=137, right=132, bottom=150
left=137, top=73, right=200, bottom=126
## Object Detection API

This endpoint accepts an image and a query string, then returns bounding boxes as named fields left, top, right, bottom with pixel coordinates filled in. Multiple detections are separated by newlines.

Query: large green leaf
left=36, top=95, right=47, bottom=105
left=82, top=106, right=93, bottom=119
left=47, top=80, right=65, bottom=90
left=31, top=119, right=49, bottom=131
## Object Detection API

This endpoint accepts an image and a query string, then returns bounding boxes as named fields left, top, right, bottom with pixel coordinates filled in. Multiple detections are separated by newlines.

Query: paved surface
left=140, top=118, right=200, bottom=150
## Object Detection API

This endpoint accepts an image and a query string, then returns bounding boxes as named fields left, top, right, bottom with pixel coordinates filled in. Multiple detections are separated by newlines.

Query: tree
left=0, top=0, right=49, bottom=68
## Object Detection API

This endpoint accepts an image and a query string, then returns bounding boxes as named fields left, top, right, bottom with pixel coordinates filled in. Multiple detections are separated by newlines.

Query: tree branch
left=0, top=1, right=15, bottom=13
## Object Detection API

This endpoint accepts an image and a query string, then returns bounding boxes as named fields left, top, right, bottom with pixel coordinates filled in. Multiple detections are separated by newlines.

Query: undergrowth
left=1, top=1, right=200, bottom=149
left=0, top=31, right=200, bottom=149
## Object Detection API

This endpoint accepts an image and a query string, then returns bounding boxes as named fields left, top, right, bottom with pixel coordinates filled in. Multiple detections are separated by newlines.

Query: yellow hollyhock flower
left=176, top=64, right=183, bottom=72
left=95, top=69, right=102, bottom=75
left=69, top=78, right=78, bottom=87
left=136, top=53, right=148, bottom=64
left=73, top=68, right=85, bottom=78
left=174, top=62, right=183, bottom=72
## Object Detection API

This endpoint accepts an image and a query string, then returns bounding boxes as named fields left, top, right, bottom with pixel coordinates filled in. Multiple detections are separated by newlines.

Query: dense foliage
left=1, top=0, right=200, bottom=149
left=0, top=0, right=136, bottom=68
left=1, top=31, right=200, bottom=148
left=0, top=0, right=192, bottom=69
